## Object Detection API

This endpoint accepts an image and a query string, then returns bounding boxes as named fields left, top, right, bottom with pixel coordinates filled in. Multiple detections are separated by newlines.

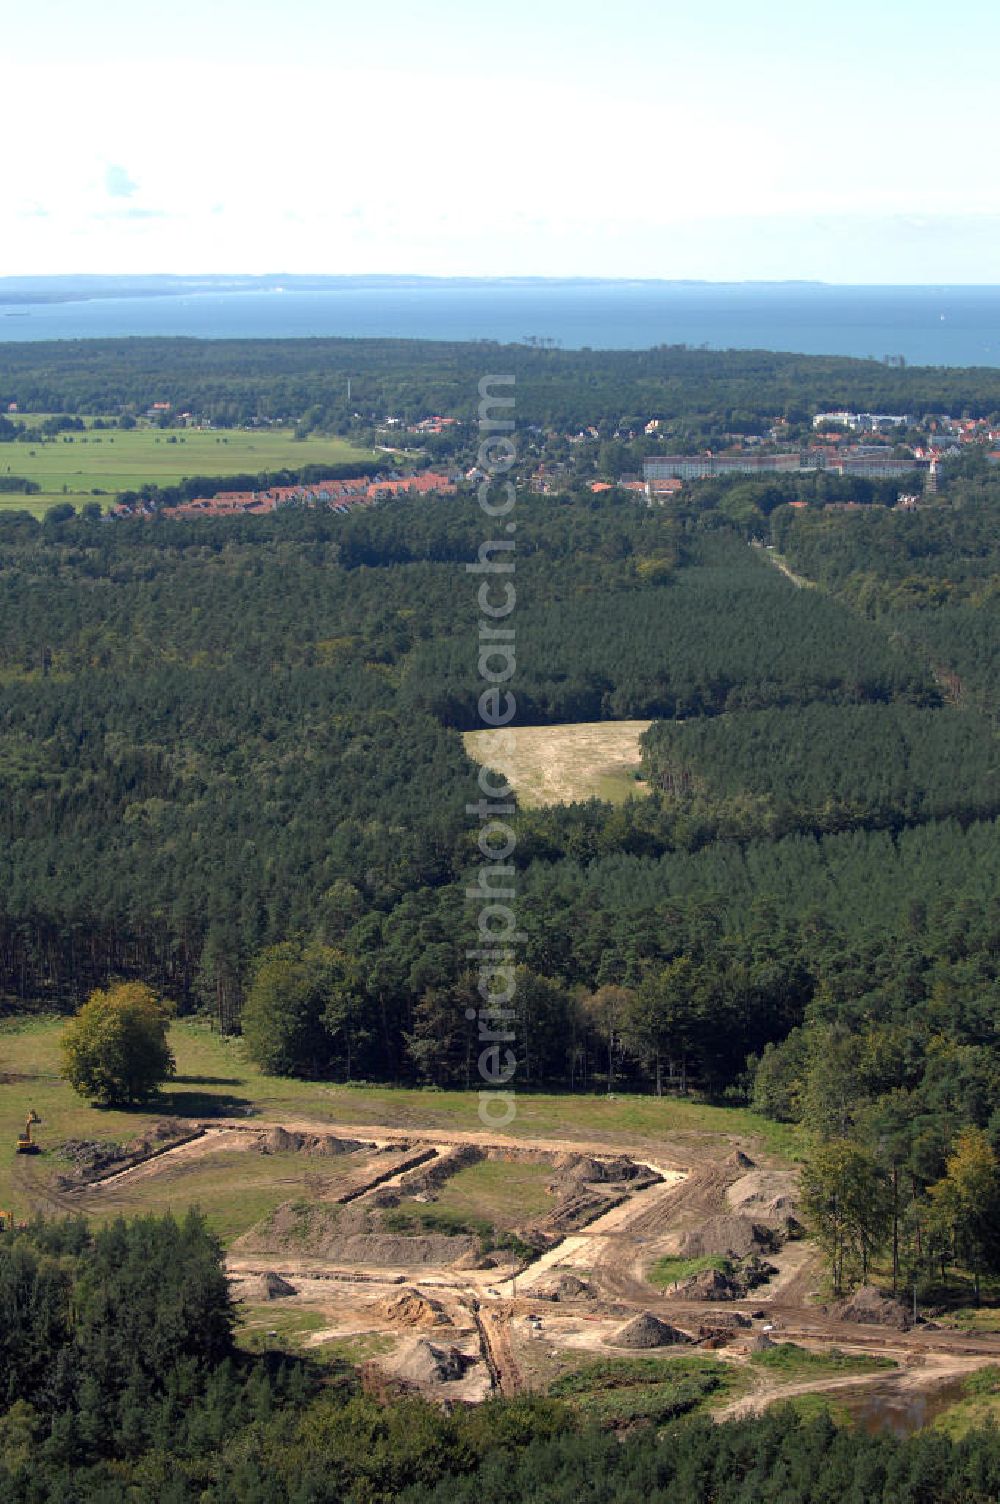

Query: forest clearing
left=463, top=721, right=652, bottom=807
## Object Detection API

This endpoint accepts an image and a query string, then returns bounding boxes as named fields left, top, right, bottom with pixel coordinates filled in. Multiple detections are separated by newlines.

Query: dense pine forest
left=0, top=468, right=998, bottom=1120
left=3, top=335, right=1000, bottom=434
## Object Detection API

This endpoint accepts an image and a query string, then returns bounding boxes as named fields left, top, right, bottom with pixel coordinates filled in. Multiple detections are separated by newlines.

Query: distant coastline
left=1, top=273, right=837, bottom=307
left=0, top=278, right=998, bottom=365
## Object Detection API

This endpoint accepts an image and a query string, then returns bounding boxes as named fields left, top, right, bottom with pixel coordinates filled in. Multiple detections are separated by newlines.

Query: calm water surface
left=2, top=282, right=1000, bottom=366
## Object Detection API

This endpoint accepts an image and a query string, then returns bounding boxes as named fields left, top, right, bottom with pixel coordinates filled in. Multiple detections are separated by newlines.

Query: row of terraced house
left=113, top=471, right=457, bottom=519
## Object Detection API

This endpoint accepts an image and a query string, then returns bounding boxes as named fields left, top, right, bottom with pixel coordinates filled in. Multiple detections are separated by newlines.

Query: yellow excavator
left=15, top=1109, right=41, bottom=1155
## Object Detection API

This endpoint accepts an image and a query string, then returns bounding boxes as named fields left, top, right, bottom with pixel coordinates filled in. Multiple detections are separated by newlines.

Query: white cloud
left=104, top=164, right=138, bottom=199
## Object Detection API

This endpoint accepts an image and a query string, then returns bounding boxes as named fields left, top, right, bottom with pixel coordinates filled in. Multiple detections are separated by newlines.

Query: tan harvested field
left=463, top=720, right=652, bottom=807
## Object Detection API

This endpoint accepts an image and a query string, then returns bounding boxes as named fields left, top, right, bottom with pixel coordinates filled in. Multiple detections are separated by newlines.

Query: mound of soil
left=391, top=1338, right=472, bottom=1384
left=697, top=1309, right=753, bottom=1345
left=234, top=1199, right=477, bottom=1267
left=833, top=1285, right=913, bottom=1331
left=728, top=1150, right=756, bottom=1170
left=244, top=1271, right=297, bottom=1300
left=541, top=1189, right=623, bottom=1237
left=547, top=1153, right=650, bottom=1195
left=453, top=1249, right=503, bottom=1271
left=697, top=1311, right=751, bottom=1334
left=61, top=1139, right=132, bottom=1175
left=260, top=1127, right=369, bottom=1156
left=376, top=1288, right=453, bottom=1329
left=609, top=1312, right=692, bottom=1348
left=58, top=1122, right=192, bottom=1184
left=533, top=1273, right=594, bottom=1302
left=302, top=1133, right=369, bottom=1156
left=740, top=1257, right=780, bottom=1292
left=678, top=1215, right=778, bottom=1260
left=669, top=1267, right=741, bottom=1302
left=726, top=1170, right=800, bottom=1229
left=747, top=1332, right=776, bottom=1353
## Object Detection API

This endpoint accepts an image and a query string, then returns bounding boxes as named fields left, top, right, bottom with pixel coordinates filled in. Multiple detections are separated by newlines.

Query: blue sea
left=2, top=281, right=1000, bottom=366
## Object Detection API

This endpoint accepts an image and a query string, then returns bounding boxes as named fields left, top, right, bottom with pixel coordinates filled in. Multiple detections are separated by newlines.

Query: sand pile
left=391, top=1338, right=471, bottom=1384
left=728, top=1150, right=756, bottom=1171
left=534, top=1273, right=594, bottom=1302
left=608, top=1312, right=692, bottom=1348
left=726, top=1170, right=800, bottom=1228
left=833, top=1285, right=913, bottom=1331
left=377, top=1288, right=453, bottom=1329
left=547, top=1153, right=649, bottom=1194
left=244, top=1271, right=297, bottom=1300
left=678, top=1215, right=777, bottom=1260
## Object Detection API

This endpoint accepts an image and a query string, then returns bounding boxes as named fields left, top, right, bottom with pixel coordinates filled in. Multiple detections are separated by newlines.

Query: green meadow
left=0, top=421, right=377, bottom=515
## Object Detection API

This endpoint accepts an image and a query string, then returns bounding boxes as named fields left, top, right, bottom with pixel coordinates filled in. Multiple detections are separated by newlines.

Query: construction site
left=9, top=1095, right=1000, bottom=1433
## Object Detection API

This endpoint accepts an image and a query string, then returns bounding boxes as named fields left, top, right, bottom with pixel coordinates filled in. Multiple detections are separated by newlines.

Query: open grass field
left=464, top=721, right=652, bottom=808
left=72, top=1148, right=364, bottom=1243
left=0, top=423, right=376, bottom=515
left=0, top=1017, right=799, bottom=1223
left=420, top=1157, right=554, bottom=1229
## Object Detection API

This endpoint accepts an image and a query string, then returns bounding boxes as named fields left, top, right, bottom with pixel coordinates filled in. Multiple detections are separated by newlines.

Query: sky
left=4, top=0, right=1000, bottom=283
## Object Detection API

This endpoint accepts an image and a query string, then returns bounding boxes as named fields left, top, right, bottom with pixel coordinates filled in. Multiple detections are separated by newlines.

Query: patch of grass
left=383, top=1204, right=488, bottom=1238
left=550, top=1354, right=745, bottom=1428
left=769, top=1392, right=851, bottom=1426
left=947, top=1308, right=1000, bottom=1334
left=751, top=1343, right=895, bottom=1380
left=0, top=494, right=60, bottom=518
left=383, top=1200, right=537, bottom=1262
left=89, top=1149, right=381, bottom=1244
left=931, top=1368, right=1000, bottom=1439
left=430, top=1158, right=554, bottom=1229
left=960, top=1365, right=1000, bottom=1397
left=464, top=722, right=652, bottom=809
left=238, top=1305, right=328, bottom=1354
left=315, top=1332, right=397, bottom=1364
left=649, top=1254, right=733, bottom=1289
left=549, top=1356, right=708, bottom=1395
left=577, top=1380, right=715, bottom=1426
